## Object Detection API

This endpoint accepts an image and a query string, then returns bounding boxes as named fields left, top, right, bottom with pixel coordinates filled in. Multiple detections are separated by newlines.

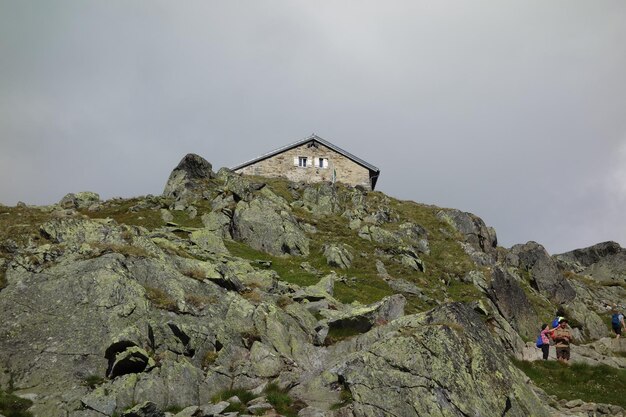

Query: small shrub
left=154, top=240, right=196, bottom=259
left=241, top=290, right=263, bottom=304
left=181, top=267, right=206, bottom=280
left=83, top=374, right=105, bottom=389
left=144, top=286, right=178, bottom=312
left=241, top=330, right=262, bottom=348
left=277, top=295, right=293, bottom=309
left=0, top=390, right=34, bottom=417
left=330, top=386, right=354, bottom=410
left=185, top=294, right=213, bottom=310
left=263, top=383, right=303, bottom=417
left=164, top=405, right=184, bottom=413
left=202, top=351, right=219, bottom=368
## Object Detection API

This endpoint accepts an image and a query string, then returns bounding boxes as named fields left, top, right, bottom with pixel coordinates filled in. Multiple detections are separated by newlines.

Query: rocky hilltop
left=1, top=154, right=625, bottom=417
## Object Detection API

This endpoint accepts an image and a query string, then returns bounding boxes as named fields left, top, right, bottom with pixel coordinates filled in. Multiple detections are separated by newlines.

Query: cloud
left=1, top=0, right=625, bottom=253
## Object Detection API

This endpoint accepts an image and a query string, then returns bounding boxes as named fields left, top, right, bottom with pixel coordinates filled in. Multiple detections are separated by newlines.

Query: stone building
left=232, top=135, right=381, bottom=190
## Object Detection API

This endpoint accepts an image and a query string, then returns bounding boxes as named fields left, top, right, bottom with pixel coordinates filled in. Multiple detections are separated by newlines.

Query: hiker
left=536, top=323, right=552, bottom=360
left=550, top=319, right=573, bottom=363
left=612, top=309, right=625, bottom=339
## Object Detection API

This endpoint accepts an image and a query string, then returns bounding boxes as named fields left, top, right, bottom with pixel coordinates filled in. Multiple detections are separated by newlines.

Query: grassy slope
left=514, top=359, right=626, bottom=408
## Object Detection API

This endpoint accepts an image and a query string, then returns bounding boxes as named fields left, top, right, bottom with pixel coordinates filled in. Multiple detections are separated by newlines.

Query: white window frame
left=298, top=156, right=308, bottom=167
left=318, top=157, right=328, bottom=168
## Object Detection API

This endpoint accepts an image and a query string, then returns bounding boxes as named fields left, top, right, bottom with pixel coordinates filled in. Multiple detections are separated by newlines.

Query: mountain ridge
left=1, top=153, right=625, bottom=417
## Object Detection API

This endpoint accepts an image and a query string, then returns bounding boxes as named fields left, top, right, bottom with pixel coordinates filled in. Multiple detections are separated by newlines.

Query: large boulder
left=507, top=241, right=576, bottom=304
left=323, top=294, right=406, bottom=336
left=231, top=198, right=309, bottom=256
left=162, top=154, right=213, bottom=200
left=437, top=209, right=497, bottom=255
left=301, top=183, right=341, bottom=215
left=58, top=191, right=100, bottom=210
left=335, top=303, right=551, bottom=417
left=323, top=244, right=353, bottom=269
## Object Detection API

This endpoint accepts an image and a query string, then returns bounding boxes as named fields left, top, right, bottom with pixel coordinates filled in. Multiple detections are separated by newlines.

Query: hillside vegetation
left=1, top=153, right=626, bottom=417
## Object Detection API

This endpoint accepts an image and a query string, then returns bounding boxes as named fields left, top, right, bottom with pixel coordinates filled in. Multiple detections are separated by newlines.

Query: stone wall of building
left=235, top=142, right=373, bottom=189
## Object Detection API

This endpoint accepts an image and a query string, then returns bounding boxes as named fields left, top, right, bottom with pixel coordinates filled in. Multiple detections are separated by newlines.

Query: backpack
left=535, top=334, right=543, bottom=348
left=612, top=313, right=621, bottom=326
left=551, top=317, right=560, bottom=328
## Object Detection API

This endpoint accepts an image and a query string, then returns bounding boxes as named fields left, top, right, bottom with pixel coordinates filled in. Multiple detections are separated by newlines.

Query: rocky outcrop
left=301, top=183, right=341, bottom=214
left=555, top=241, right=626, bottom=284
left=487, top=266, right=539, bottom=340
left=507, top=241, right=576, bottom=304
left=335, top=303, right=551, bottom=417
left=2, top=156, right=625, bottom=417
left=163, top=154, right=214, bottom=200
left=59, top=192, right=100, bottom=210
left=437, top=209, right=497, bottom=255
left=231, top=198, right=309, bottom=256
left=323, top=244, right=353, bottom=269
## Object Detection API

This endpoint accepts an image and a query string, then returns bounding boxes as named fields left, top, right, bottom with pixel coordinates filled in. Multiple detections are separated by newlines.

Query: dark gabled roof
left=231, top=134, right=381, bottom=174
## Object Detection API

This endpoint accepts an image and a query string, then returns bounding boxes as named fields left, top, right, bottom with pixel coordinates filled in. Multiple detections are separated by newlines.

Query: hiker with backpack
left=536, top=323, right=553, bottom=360
left=549, top=318, right=573, bottom=363
left=611, top=309, right=625, bottom=339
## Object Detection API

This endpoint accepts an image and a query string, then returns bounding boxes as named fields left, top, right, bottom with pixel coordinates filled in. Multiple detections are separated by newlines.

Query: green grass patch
left=264, top=383, right=303, bottom=417
left=324, top=325, right=369, bottom=345
left=513, top=359, right=626, bottom=408
left=224, top=240, right=320, bottom=287
left=0, top=206, right=54, bottom=253
left=80, top=198, right=166, bottom=230
left=226, top=180, right=485, bottom=312
left=0, top=390, right=34, bottom=417
left=211, top=388, right=257, bottom=413
left=247, top=176, right=298, bottom=203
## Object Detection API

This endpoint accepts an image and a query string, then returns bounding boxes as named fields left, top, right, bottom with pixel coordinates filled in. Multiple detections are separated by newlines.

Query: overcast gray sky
left=1, top=1, right=625, bottom=254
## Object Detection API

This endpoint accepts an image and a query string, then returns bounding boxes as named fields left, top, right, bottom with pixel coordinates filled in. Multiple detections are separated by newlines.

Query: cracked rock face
left=507, top=241, right=576, bottom=304
left=162, top=154, right=214, bottom=200
left=336, top=303, right=550, bottom=417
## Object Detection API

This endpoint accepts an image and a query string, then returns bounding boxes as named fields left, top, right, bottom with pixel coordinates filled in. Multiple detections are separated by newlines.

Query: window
left=298, top=156, right=308, bottom=167
left=318, top=158, right=328, bottom=168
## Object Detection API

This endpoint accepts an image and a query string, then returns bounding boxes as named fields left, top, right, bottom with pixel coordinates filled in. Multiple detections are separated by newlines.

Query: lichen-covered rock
left=507, top=241, right=576, bottom=304
left=162, top=154, right=213, bottom=200
left=40, top=218, right=128, bottom=246
left=216, top=168, right=266, bottom=202
left=301, top=183, right=341, bottom=214
left=189, top=229, right=228, bottom=255
left=232, top=198, right=309, bottom=256
left=122, top=401, right=164, bottom=417
left=324, top=294, right=406, bottom=335
left=200, top=211, right=231, bottom=238
left=323, top=244, right=353, bottom=269
left=437, top=209, right=497, bottom=255
left=487, top=266, right=539, bottom=340
left=335, top=303, right=551, bottom=417
left=59, top=191, right=100, bottom=209
left=555, top=241, right=626, bottom=284
left=561, top=299, right=609, bottom=341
